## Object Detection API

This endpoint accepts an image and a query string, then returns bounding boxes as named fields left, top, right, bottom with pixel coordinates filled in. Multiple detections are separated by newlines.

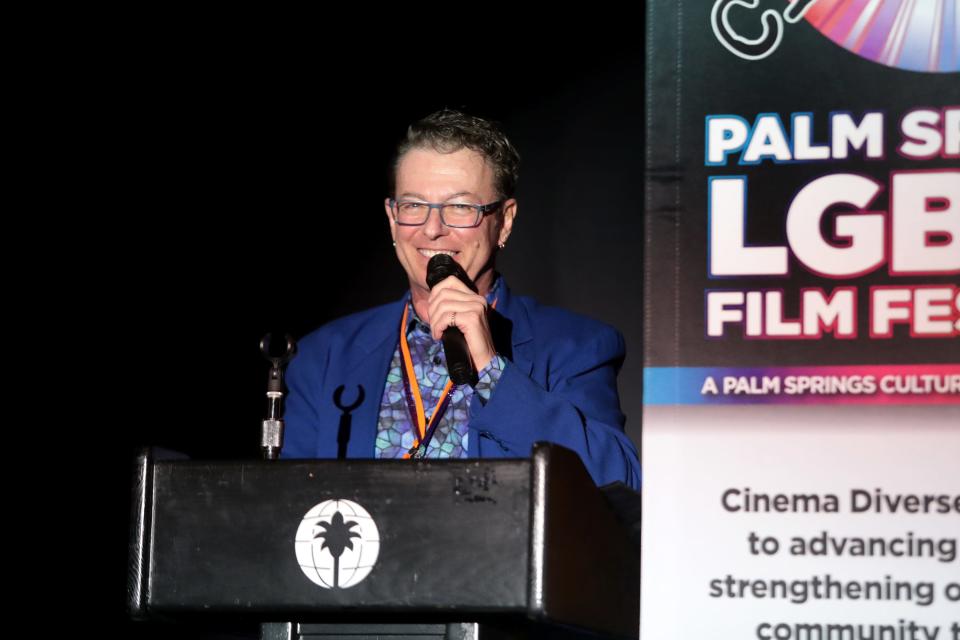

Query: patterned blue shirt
left=374, top=278, right=506, bottom=458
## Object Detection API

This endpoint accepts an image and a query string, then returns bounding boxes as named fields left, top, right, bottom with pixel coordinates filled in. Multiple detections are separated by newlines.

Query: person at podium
left=280, top=109, right=640, bottom=489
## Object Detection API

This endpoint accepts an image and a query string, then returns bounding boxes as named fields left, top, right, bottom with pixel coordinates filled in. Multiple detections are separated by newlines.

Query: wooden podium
left=128, top=443, right=640, bottom=639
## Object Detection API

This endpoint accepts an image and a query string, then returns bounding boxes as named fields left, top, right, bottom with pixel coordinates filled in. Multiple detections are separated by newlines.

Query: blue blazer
left=280, top=282, right=641, bottom=489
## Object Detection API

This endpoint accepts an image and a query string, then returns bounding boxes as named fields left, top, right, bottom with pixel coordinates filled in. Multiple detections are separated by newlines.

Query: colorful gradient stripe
left=644, top=364, right=960, bottom=405
left=799, top=0, right=960, bottom=72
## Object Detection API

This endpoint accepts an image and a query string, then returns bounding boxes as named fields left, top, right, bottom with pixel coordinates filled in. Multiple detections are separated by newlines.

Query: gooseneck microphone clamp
left=259, top=333, right=297, bottom=460
left=426, top=254, right=480, bottom=387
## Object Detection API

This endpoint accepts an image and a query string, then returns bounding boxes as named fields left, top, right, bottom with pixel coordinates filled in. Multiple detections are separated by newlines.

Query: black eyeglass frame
left=389, top=199, right=504, bottom=228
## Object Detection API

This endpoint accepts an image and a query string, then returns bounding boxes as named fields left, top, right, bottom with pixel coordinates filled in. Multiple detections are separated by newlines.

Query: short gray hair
left=392, top=109, right=521, bottom=199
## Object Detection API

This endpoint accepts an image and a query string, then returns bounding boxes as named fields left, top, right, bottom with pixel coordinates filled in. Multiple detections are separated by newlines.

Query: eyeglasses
left=389, top=199, right=503, bottom=228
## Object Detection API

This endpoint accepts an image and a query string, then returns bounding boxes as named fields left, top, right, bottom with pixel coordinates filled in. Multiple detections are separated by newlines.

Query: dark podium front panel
left=129, top=443, right=640, bottom=639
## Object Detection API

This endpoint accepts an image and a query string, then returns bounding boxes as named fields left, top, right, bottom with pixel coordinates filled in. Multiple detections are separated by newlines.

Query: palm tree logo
left=313, top=511, right=361, bottom=588
left=295, top=499, right=381, bottom=589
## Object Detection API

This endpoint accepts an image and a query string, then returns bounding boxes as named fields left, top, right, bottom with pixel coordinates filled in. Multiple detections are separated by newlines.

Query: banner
left=642, top=1, right=958, bottom=638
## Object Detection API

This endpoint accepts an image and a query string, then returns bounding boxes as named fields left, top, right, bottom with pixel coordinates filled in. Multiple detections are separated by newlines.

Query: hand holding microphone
left=425, top=254, right=496, bottom=386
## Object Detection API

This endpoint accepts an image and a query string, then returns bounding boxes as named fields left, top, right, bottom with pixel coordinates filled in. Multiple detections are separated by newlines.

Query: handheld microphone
left=426, top=254, right=479, bottom=386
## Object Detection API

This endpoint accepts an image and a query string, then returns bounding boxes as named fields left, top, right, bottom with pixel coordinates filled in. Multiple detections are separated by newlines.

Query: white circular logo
left=295, top=499, right=381, bottom=589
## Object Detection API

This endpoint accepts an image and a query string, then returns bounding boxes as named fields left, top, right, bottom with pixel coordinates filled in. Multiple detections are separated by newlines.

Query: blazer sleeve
left=466, top=321, right=641, bottom=489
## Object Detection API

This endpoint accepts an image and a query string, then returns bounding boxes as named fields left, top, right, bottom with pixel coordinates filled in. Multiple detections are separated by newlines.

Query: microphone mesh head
left=426, top=253, right=458, bottom=289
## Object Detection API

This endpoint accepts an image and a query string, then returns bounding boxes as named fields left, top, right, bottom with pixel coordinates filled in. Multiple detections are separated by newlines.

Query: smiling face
left=385, top=146, right=516, bottom=304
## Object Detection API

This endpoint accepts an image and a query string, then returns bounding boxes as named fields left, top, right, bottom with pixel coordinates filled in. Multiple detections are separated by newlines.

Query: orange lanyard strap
left=399, top=304, right=456, bottom=458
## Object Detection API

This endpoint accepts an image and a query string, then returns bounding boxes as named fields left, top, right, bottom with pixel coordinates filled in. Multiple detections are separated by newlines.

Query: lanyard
left=399, top=304, right=455, bottom=459
left=398, top=298, right=498, bottom=459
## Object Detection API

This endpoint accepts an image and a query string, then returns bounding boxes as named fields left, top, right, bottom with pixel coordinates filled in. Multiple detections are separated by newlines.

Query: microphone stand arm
left=260, top=334, right=296, bottom=460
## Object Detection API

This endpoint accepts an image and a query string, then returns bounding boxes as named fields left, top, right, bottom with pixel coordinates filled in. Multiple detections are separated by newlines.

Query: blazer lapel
left=494, top=282, right=535, bottom=377
left=335, top=297, right=406, bottom=459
